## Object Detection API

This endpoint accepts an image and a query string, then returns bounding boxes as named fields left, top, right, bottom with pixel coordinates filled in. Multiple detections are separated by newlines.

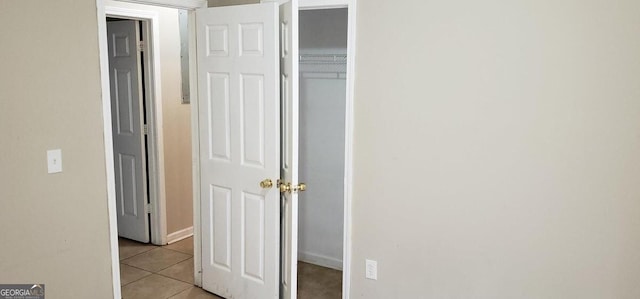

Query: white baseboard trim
left=298, top=250, right=343, bottom=270
left=167, top=226, right=194, bottom=244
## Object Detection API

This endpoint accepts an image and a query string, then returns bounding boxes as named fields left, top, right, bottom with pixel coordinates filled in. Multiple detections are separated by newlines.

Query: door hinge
left=145, top=203, right=151, bottom=214
left=143, top=124, right=148, bottom=135
left=138, top=41, right=145, bottom=52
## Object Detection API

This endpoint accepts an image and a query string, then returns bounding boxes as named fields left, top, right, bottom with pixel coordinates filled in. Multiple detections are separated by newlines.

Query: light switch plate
left=47, top=149, right=62, bottom=174
left=365, top=259, right=377, bottom=280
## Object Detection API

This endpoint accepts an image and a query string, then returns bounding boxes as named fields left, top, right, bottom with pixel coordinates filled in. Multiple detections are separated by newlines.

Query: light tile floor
left=119, top=237, right=220, bottom=299
left=119, top=237, right=341, bottom=299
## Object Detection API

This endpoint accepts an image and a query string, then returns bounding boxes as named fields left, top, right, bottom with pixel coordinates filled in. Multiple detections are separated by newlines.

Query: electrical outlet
left=365, top=259, right=377, bottom=280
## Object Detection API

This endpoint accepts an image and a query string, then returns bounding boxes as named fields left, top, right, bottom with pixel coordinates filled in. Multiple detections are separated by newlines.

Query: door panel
left=243, top=192, right=266, bottom=281
left=197, top=3, right=280, bottom=299
left=107, top=20, right=150, bottom=243
left=211, top=185, right=232, bottom=270
left=207, top=73, right=231, bottom=161
left=241, top=74, right=266, bottom=167
left=279, top=1, right=299, bottom=299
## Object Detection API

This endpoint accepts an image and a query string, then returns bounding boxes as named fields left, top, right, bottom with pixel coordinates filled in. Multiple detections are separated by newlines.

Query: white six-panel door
left=107, top=20, right=150, bottom=243
left=279, top=1, right=299, bottom=298
left=197, top=3, right=280, bottom=298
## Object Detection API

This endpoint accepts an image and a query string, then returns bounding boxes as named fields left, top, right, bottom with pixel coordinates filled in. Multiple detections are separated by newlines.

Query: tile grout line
left=163, top=283, right=193, bottom=299
left=156, top=270, right=195, bottom=285
left=163, top=247, right=195, bottom=256
left=152, top=254, right=193, bottom=273
left=119, top=244, right=158, bottom=261
left=120, top=263, right=155, bottom=274
left=120, top=271, right=151, bottom=288
left=119, top=261, right=155, bottom=288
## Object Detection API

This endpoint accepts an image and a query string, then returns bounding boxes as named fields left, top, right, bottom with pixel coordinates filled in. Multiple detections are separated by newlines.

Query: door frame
left=105, top=5, right=168, bottom=247
left=98, top=2, right=177, bottom=297
left=97, top=0, right=357, bottom=298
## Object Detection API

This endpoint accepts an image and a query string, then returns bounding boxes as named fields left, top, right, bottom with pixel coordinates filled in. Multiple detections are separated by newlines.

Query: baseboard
left=298, top=250, right=343, bottom=270
left=167, top=226, right=193, bottom=244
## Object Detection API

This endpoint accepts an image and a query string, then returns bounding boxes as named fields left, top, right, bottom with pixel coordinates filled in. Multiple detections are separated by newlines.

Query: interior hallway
left=118, top=237, right=342, bottom=299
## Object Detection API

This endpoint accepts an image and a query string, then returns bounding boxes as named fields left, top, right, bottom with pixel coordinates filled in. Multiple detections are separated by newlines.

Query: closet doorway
left=297, top=7, right=348, bottom=298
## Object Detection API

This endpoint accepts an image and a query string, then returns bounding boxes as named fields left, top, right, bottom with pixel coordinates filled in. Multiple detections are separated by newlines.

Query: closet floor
left=118, top=237, right=342, bottom=298
left=297, top=262, right=343, bottom=299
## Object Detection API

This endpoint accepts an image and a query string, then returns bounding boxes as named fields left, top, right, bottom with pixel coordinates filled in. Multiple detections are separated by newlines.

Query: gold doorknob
left=279, top=182, right=292, bottom=193
left=259, top=179, right=273, bottom=189
left=279, top=182, right=306, bottom=193
left=294, top=183, right=306, bottom=192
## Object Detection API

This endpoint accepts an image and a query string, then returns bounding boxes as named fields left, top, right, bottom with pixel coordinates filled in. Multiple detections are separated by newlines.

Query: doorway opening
left=100, top=1, right=357, bottom=298
left=105, top=5, right=175, bottom=250
left=296, top=7, right=348, bottom=298
left=104, top=4, right=201, bottom=297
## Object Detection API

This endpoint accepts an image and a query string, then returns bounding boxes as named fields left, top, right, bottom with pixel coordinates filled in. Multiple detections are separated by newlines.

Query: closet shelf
left=299, top=53, right=347, bottom=65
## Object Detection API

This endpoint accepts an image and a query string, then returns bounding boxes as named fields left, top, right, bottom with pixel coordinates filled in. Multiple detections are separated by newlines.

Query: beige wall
left=4, top=0, right=640, bottom=298
left=351, top=0, right=640, bottom=298
left=105, top=0, right=193, bottom=237
left=0, top=1, right=114, bottom=298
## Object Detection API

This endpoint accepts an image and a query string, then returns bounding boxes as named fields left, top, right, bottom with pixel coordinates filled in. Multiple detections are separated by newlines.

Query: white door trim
left=343, top=3, right=357, bottom=299
left=96, top=2, right=121, bottom=297
left=187, top=8, right=203, bottom=287
left=267, top=1, right=357, bottom=298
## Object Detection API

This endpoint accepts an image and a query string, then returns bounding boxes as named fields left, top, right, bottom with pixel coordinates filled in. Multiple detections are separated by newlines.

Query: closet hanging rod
left=299, top=53, right=347, bottom=64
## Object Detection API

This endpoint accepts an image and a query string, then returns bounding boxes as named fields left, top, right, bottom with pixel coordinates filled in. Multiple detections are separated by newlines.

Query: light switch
left=47, top=149, right=63, bottom=174
left=365, top=259, right=378, bottom=280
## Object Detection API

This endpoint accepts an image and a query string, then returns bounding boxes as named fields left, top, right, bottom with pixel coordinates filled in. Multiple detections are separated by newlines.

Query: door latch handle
left=259, top=179, right=273, bottom=189
left=279, top=182, right=291, bottom=193
left=293, top=183, right=306, bottom=192
left=278, top=181, right=306, bottom=193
